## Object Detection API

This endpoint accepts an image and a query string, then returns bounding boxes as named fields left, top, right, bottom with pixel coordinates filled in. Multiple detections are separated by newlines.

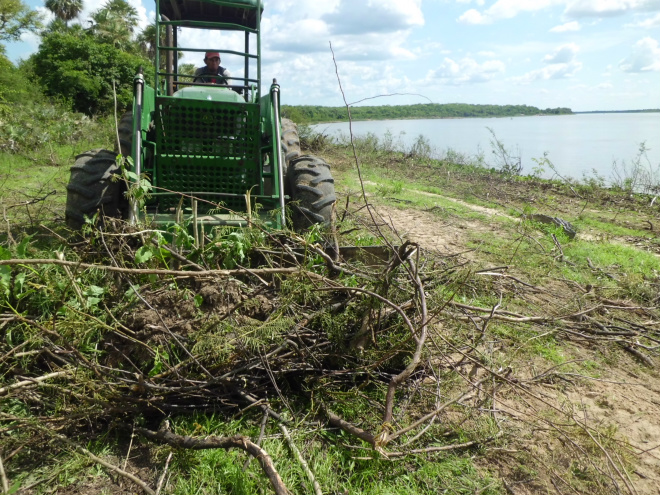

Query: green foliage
left=89, top=0, right=139, bottom=51
left=45, top=0, right=82, bottom=25
left=0, top=92, right=107, bottom=153
left=32, top=31, right=151, bottom=115
left=282, top=103, right=573, bottom=124
left=212, top=231, right=250, bottom=269
left=0, top=0, right=43, bottom=43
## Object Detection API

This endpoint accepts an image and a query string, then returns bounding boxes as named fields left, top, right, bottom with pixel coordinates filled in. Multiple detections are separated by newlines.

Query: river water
left=312, top=112, right=660, bottom=184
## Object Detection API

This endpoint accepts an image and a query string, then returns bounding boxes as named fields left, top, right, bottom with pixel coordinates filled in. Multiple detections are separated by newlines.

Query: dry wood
left=0, top=370, right=70, bottom=396
left=323, top=407, right=376, bottom=445
left=279, top=424, right=322, bottom=495
left=0, top=454, right=9, bottom=495
left=0, top=258, right=323, bottom=280
left=137, top=425, right=289, bottom=495
left=53, top=433, right=156, bottom=495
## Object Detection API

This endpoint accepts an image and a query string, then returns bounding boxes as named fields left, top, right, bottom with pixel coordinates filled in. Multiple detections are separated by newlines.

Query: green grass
left=160, top=415, right=504, bottom=495
left=576, top=215, right=654, bottom=237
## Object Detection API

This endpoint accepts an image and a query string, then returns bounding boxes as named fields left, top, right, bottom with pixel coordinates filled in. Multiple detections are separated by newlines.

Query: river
left=312, top=112, right=660, bottom=184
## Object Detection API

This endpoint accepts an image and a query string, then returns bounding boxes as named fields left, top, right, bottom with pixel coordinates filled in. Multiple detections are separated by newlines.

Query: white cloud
left=564, top=0, right=660, bottom=18
left=458, top=9, right=490, bottom=24
left=265, top=0, right=340, bottom=19
left=514, top=43, right=582, bottom=83
left=550, top=21, right=581, bottom=32
left=323, top=0, right=424, bottom=35
left=486, top=0, right=565, bottom=19
left=625, top=12, right=660, bottom=27
left=262, top=0, right=423, bottom=66
left=597, top=82, right=614, bottom=88
left=543, top=43, right=580, bottom=63
left=619, top=37, right=660, bottom=71
left=458, top=0, right=660, bottom=24
left=428, top=57, right=506, bottom=84
left=334, top=32, right=419, bottom=61
left=267, top=19, right=330, bottom=53
left=514, top=61, right=583, bottom=82
left=458, top=0, right=564, bottom=24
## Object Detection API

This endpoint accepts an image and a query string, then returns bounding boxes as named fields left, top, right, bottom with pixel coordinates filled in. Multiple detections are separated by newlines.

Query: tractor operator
left=193, top=51, right=232, bottom=85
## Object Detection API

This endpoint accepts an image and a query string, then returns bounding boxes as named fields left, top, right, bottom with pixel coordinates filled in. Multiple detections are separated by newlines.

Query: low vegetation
left=1, top=105, right=660, bottom=495
left=1, top=4, right=659, bottom=490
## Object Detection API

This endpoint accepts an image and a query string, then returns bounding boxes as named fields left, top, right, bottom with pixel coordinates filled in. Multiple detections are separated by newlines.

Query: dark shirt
left=193, top=66, right=231, bottom=84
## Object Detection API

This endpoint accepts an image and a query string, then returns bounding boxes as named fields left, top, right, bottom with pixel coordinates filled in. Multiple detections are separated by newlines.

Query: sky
left=5, top=0, right=660, bottom=111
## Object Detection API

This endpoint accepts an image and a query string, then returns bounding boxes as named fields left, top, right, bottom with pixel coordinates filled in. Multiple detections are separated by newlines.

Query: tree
left=45, top=0, right=82, bottom=27
left=32, top=31, right=151, bottom=115
left=136, top=22, right=158, bottom=60
left=0, top=0, right=42, bottom=44
left=89, top=0, right=138, bottom=51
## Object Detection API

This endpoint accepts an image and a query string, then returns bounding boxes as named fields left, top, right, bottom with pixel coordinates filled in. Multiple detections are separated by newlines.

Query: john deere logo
left=201, top=113, right=214, bottom=125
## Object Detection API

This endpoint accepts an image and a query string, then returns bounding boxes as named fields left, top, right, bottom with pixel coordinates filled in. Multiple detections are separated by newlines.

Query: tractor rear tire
left=281, top=118, right=301, bottom=172
left=286, top=155, right=336, bottom=231
left=116, top=110, right=133, bottom=157
left=65, top=149, right=128, bottom=230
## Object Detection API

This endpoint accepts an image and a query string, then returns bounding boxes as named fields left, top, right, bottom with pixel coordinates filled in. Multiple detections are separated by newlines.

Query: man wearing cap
left=193, top=51, right=231, bottom=85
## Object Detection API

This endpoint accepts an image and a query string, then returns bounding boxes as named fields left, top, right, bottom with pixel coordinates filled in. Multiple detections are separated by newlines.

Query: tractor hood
left=172, top=86, right=245, bottom=103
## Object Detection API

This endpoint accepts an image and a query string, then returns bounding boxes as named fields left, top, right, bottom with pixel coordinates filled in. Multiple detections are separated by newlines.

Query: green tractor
left=65, top=0, right=336, bottom=233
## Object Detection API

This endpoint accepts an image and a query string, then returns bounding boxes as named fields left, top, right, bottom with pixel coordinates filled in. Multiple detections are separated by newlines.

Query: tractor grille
left=152, top=97, right=261, bottom=212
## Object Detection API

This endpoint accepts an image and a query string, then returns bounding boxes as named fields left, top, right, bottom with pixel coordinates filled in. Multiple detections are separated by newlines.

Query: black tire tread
left=65, top=149, right=127, bottom=230
left=116, top=110, right=133, bottom=157
left=281, top=118, right=301, bottom=166
left=286, top=155, right=336, bottom=230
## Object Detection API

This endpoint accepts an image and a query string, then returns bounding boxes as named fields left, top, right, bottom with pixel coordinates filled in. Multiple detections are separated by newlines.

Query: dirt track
left=361, top=185, right=660, bottom=494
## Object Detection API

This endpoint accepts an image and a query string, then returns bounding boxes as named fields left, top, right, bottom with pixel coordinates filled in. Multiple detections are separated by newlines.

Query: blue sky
left=6, top=0, right=660, bottom=111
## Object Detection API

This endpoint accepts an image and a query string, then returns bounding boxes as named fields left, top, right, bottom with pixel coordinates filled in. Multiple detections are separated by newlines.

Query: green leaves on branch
left=32, top=31, right=151, bottom=115
left=0, top=0, right=43, bottom=43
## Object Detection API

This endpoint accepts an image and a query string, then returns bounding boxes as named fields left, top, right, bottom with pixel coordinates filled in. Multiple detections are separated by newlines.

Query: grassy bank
left=1, top=118, right=659, bottom=495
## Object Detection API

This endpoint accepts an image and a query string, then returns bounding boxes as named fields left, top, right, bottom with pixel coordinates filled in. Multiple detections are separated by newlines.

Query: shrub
left=30, top=31, right=151, bottom=116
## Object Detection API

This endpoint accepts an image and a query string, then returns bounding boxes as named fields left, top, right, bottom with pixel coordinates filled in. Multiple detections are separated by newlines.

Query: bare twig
left=0, top=258, right=323, bottom=280
left=0, top=371, right=70, bottom=396
left=137, top=425, right=289, bottom=495
left=155, top=452, right=172, bottom=495
left=0, top=453, right=9, bottom=494
left=279, top=424, right=322, bottom=495
left=54, top=433, right=156, bottom=495
left=323, top=407, right=376, bottom=445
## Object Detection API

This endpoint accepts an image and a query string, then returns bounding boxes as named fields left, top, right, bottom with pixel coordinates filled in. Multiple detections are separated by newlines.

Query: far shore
left=307, top=109, right=660, bottom=125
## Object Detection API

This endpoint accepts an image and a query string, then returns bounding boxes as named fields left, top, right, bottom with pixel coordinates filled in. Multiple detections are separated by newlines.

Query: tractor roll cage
left=155, top=0, right=263, bottom=99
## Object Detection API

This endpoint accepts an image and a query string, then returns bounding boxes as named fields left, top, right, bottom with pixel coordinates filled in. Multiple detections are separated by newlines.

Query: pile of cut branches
left=1, top=206, right=659, bottom=494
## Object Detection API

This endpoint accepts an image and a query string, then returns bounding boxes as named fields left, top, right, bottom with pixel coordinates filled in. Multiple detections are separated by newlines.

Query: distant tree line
left=282, top=103, right=573, bottom=124
left=575, top=109, right=660, bottom=114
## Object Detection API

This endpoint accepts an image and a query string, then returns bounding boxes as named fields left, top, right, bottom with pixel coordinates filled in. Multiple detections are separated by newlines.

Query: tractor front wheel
left=286, top=155, right=336, bottom=231
left=65, top=149, right=128, bottom=230
left=280, top=118, right=301, bottom=172
left=116, top=110, right=133, bottom=157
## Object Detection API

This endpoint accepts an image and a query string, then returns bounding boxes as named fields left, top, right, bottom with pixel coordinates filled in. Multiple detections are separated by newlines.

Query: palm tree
left=45, top=0, right=83, bottom=27
left=90, top=0, right=139, bottom=51
left=94, top=0, right=138, bottom=35
left=136, top=23, right=158, bottom=60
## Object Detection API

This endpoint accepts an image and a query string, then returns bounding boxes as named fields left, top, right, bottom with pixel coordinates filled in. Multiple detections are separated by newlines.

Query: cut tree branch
left=136, top=426, right=289, bottom=495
